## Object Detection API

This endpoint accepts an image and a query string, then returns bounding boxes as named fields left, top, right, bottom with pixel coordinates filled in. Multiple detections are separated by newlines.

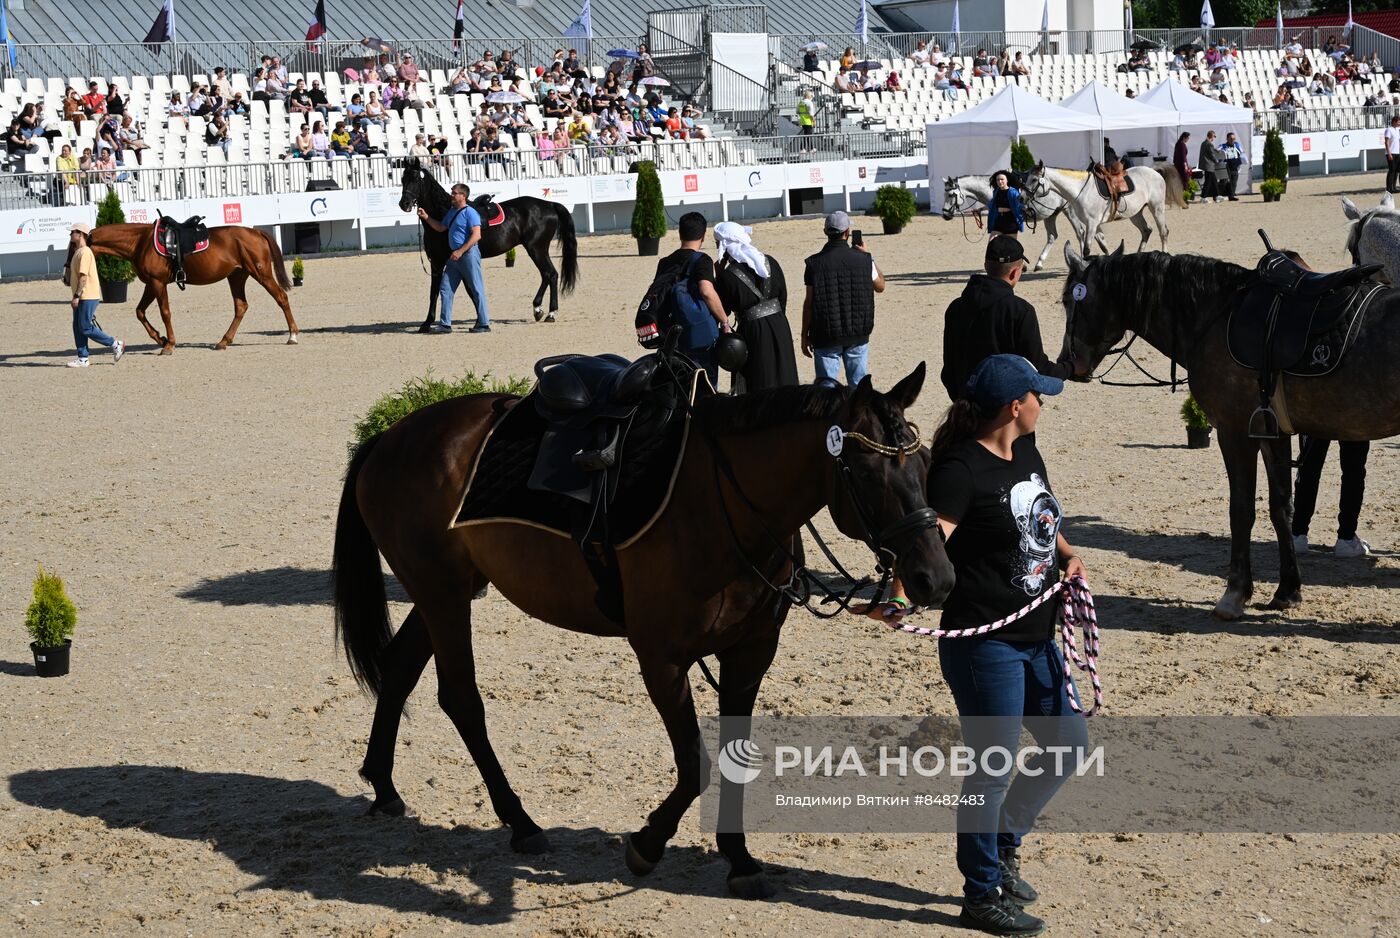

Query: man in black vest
left=941, top=235, right=1074, bottom=402
left=801, top=211, right=885, bottom=387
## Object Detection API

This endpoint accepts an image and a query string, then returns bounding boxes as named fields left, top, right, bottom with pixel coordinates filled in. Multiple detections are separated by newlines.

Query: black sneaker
left=997, top=849, right=1038, bottom=905
left=959, top=889, right=1046, bottom=936
left=469, top=324, right=492, bottom=333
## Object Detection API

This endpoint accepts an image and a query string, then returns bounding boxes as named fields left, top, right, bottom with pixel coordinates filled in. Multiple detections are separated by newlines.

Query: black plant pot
left=505, top=257, right=516, bottom=268
left=292, top=276, right=304, bottom=287
left=636, top=236, right=661, bottom=256
left=881, top=218, right=904, bottom=235
left=99, top=279, right=128, bottom=304
left=1187, top=427, right=1212, bottom=449
left=31, top=640, right=71, bottom=677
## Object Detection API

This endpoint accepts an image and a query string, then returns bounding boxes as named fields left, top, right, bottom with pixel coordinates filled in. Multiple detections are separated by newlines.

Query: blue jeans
left=812, top=343, right=869, bottom=388
left=72, top=299, right=114, bottom=359
left=439, top=250, right=488, bottom=327
left=937, top=636, right=1090, bottom=901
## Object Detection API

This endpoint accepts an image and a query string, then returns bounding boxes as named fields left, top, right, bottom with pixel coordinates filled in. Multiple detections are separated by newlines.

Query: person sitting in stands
left=118, top=115, right=148, bottom=153
left=409, top=133, right=430, bottom=165
left=286, top=124, right=313, bottom=159
left=310, top=121, right=331, bottom=158
left=328, top=121, right=351, bottom=156
left=833, top=68, right=854, bottom=93
left=82, top=81, right=106, bottom=117
left=885, top=70, right=904, bottom=92
left=1011, top=52, right=1030, bottom=78
left=346, top=93, right=367, bottom=129
left=543, top=89, right=570, bottom=121
left=398, top=53, right=420, bottom=83
left=288, top=79, right=313, bottom=115
left=308, top=80, right=336, bottom=120
left=912, top=40, right=930, bottom=68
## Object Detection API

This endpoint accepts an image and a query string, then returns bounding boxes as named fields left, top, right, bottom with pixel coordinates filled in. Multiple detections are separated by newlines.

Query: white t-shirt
left=1386, top=126, right=1400, bottom=155
left=912, top=48, right=930, bottom=66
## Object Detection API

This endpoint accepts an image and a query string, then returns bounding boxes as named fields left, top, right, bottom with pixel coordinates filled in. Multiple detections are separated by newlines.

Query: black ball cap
left=986, top=234, right=1026, bottom=265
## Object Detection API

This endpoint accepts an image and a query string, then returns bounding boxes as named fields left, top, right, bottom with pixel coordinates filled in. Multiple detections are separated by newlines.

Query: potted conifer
left=631, top=161, right=665, bottom=256
left=1262, top=127, right=1288, bottom=197
left=505, top=246, right=517, bottom=268
left=292, top=256, right=305, bottom=286
left=870, top=184, right=917, bottom=235
left=25, top=566, right=77, bottom=678
left=1181, top=394, right=1212, bottom=448
left=94, top=188, right=134, bottom=304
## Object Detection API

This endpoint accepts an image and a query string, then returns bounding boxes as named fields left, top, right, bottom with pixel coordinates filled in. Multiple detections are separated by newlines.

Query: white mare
left=1342, top=193, right=1400, bottom=284
left=940, top=174, right=1078, bottom=271
left=1023, top=162, right=1183, bottom=255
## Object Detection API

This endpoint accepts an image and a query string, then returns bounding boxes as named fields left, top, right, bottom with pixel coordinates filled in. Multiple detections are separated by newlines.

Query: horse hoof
left=214, top=341, right=229, bottom=350
left=417, top=324, right=433, bottom=334
left=366, top=796, right=407, bottom=817
left=533, top=307, right=544, bottom=322
left=544, top=313, right=556, bottom=323
left=287, top=334, right=299, bottom=345
left=1212, top=596, right=1246, bottom=620
left=728, top=872, right=776, bottom=900
left=158, top=345, right=173, bottom=356
left=511, top=829, right=551, bottom=854
left=1267, top=591, right=1302, bottom=611
left=623, top=834, right=658, bottom=876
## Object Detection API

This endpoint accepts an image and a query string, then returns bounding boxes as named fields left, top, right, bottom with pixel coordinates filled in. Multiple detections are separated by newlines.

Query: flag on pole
left=950, top=0, right=960, bottom=51
left=856, top=0, right=868, bottom=44
left=305, top=0, right=326, bottom=46
left=1040, top=0, right=1050, bottom=51
left=1200, top=0, right=1214, bottom=32
left=563, top=0, right=592, bottom=42
left=0, top=0, right=17, bottom=71
left=1344, top=0, right=1354, bottom=39
left=453, top=0, right=464, bottom=53
left=1124, top=0, right=1132, bottom=37
left=1276, top=1, right=1284, bottom=48
left=143, top=0, right=176, bottom=54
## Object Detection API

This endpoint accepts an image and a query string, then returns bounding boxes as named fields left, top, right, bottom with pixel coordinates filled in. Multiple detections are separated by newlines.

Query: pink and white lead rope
left=885, top=576, right=1103, bottom=716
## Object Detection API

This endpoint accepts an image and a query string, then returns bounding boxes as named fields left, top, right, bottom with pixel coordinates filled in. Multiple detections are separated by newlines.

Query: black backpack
left=635, top=252, right=705, bottom=349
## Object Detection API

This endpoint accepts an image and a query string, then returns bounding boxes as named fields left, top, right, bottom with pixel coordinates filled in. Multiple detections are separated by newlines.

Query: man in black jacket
left=801, top=211, right=885, bottom=387
left=941, top=235, right=1073, bottom=402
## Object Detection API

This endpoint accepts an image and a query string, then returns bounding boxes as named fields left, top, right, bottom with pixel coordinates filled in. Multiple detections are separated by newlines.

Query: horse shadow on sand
left=1070, top=515, right=1400, bottom=641
left=177, top=566, right=409, bottom=607
left=8, top=765, right=960, bottom=926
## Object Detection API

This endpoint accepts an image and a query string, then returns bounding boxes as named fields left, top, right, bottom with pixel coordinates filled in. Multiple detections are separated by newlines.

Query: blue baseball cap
left=965, top=354, right=1064, bottom=410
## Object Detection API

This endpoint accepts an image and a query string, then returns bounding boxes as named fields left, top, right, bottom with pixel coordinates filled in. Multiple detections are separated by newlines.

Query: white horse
left=940, top=173, right=1079, bottom=271
left=1342, top=193, right=1400, bottom=283
left=1023, top=161, right=1183, bottom=255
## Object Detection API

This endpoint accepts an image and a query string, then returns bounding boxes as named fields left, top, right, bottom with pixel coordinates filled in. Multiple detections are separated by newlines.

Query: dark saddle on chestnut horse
left=456, top=346, right=704, bottom=621
left=469, top=194, right=506, bottom=227
left=1228, top=229, right=1384, bottom=437
left=152, top=215, right=210, bottom=290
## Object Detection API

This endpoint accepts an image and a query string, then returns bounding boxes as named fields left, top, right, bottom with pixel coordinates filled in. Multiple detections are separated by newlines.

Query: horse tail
left=260, top=229, right=294, bottom=289
left=333, top=436, right=393, bottom=698
left=554, top=202, right=579, bottom=295
left=1157, top=166, right=1186, bottom=209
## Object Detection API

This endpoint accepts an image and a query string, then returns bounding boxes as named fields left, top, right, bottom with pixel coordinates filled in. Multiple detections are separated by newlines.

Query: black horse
left=397, top=162, right=579, bottom=329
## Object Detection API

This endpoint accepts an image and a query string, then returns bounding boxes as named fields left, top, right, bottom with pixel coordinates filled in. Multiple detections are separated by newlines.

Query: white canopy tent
left=926, top=84, right=1102, bottom=214
left=1137, top=79, right=1255, bottom=192
left=1058, top=80, right=1182, bottom=166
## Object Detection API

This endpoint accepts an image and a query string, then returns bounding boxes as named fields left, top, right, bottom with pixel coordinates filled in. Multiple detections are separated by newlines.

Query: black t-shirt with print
left=927, top=435, right=1063, bottom=642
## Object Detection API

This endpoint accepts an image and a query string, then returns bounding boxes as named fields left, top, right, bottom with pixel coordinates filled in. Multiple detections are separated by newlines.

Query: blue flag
left=0, top=0, right=17, bottom=72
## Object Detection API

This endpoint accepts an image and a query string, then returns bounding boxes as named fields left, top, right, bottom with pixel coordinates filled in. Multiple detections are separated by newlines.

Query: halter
left=1064, top=264, right=1183, bottom=390
left=941, top=182, right=986, bottom=243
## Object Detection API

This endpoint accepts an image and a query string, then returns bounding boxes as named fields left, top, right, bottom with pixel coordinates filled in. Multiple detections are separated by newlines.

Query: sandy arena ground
left=1, top=173, right=1397, bottom=937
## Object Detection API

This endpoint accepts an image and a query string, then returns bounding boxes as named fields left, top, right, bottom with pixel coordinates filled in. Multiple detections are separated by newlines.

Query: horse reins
left=887, top=575, right=1103, bottom=716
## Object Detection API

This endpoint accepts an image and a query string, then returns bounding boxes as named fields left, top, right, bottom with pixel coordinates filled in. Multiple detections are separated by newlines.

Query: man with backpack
left=645, top=212, right=731, bottom=384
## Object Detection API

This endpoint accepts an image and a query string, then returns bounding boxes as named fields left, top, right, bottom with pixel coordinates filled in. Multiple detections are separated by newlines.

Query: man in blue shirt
left=418, top=182, right=491, bottom=333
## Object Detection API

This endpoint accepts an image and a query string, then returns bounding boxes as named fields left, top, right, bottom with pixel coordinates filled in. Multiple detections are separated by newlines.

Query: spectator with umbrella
left=801, top=41, right=826, bottom=72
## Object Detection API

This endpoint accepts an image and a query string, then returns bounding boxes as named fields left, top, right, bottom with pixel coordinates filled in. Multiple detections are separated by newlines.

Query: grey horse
left=1342, top=193, right=1400, bottom=283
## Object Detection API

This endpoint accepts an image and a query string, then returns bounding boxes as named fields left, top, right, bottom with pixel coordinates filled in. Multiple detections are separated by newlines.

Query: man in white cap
left=801, top=210, right=884, bottom=388
left=65, top=222, right=124, bottom=367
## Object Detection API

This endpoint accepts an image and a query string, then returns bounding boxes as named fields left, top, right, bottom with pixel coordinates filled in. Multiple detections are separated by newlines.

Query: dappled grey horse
left=1342, top=193, right=1400, bottom=284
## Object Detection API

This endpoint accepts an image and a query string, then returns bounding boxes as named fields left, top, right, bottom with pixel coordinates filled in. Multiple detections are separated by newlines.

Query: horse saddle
left=1228, top=230, right=1385, bottom=437
left=469, top=194, right=506, bottom=227
left=153, top=215, right=211, bottom=290
left=456, top=347, right=703, bottom=622
left=1089, top=161, right=1133, bottom=201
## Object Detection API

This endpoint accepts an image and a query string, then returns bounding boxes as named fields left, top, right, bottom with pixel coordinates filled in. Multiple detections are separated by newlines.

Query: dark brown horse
left=1061, top=244, right=1400, bottom=619
left=75, top=223, right=298, bottom=354
left=398, top=162, right=578, bottom=329
left=332, top=364, right=953, bottom=897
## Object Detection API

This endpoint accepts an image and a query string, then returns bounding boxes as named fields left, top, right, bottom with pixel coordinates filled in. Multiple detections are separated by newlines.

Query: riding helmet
left=715, top=333, right=749, bottom=372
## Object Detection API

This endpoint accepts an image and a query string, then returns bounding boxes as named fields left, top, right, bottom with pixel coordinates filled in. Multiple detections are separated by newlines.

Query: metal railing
left=1254, top=103, right=1400, bottom=135
left=0, top=129, right=928, bottom=212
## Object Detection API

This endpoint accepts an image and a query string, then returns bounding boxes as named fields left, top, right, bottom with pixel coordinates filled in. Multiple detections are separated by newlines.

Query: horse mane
left=695, top=383, right=849, bottom=436
left=1066, top=251, right=1252, bottom=314
left=414, top=165, right=452, bottom=218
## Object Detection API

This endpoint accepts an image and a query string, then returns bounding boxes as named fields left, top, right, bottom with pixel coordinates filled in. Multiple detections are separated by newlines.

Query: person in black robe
left=711, top=221, right=799, bottom=394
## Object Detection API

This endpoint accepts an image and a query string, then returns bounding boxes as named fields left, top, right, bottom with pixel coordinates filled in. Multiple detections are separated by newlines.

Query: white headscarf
left=713, top=221, right=769, bottom=278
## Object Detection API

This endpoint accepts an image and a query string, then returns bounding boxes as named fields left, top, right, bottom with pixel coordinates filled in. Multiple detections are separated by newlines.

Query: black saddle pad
left=453, top=373, right=699, bottom=543
left=1227, top=281, right=1384, bottom=377
left=1092, top=172, right=1134, bottom=201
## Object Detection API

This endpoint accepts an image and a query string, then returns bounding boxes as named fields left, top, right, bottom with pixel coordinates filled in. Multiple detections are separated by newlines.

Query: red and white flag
left=306, top=0, right=326, bottom=45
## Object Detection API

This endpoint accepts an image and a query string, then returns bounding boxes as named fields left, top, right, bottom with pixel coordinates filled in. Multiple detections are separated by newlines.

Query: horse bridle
left=1064, top=265, right=1182, bottom=389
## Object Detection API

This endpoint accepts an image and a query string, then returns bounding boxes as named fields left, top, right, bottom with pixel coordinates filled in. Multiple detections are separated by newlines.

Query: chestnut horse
left=332, top=363, right=953, bottom=897
left=75, top=223, right=298, bottom=354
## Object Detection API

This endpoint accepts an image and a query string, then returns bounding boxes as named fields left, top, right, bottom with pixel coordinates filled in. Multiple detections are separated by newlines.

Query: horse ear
left=852, top=374, right=875, bottom=401
left=1342, top=197, right=1360, bottom=220
left=1111, top=240, right=1125, bottom=258
left=1065, top=242, right=1083, bottom=271
left=886, top=362, right=926, bottom=411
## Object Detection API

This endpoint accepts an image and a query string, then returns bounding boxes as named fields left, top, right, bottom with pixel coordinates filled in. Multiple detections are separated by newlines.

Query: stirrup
left=1248, top=405, right=1281, bottom=439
